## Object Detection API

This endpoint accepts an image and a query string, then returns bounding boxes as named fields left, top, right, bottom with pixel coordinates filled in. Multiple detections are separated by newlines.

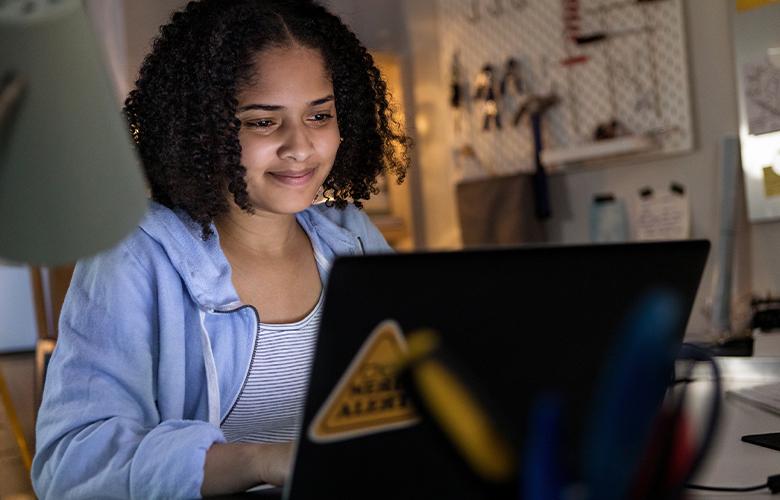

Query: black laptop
left=285, top=240, right=710, bottom=499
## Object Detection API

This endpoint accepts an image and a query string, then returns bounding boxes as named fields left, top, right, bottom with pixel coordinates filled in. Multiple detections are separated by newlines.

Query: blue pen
left=521, top=393, right=564, bottom=500
left=582, top=289, right=683, bottom=500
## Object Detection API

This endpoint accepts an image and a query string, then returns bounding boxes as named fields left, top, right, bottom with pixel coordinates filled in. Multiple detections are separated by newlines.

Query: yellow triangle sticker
left=308, top=320, right=419, bottom=443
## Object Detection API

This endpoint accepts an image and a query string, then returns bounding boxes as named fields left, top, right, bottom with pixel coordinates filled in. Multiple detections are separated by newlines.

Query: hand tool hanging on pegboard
left=512, top=56, right=553, bottom=127
left=500, top=58, right=524, bottom=96
left=583, top=0, right=668, bottom=14
left=573, top=26, right=647, bottom=45
left=501, top=58, right=528, bottom=127
left=509, top=82, right=558, bottom=218
left=515, top=94, right=559, bottom=219
left=474, top=64, right=502, bottom=131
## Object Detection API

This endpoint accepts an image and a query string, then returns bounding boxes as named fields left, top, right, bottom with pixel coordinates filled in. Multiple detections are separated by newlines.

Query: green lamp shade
left=0, top=0, right=148, bottom=265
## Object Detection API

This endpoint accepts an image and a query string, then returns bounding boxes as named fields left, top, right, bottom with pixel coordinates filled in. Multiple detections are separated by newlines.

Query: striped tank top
left=220, top=293, right=323, bottom=443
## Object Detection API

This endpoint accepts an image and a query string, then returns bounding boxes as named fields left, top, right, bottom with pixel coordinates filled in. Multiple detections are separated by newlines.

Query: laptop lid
left=286, top=240, right=710, bottom=499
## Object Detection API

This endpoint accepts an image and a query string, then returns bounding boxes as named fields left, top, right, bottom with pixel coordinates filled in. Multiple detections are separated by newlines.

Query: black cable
left=677, top=343, right=722, bottom=483
left=686, top=473, right=780, bottom=493
left=687, top=473, right=780, bottom=493
left=686, top=482, right=767, bottom=492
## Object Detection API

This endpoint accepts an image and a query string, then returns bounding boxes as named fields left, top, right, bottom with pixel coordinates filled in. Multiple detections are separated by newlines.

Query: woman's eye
left=309, top=113, right=334, bottom=124
left=245, top=119, right=275, bottom=129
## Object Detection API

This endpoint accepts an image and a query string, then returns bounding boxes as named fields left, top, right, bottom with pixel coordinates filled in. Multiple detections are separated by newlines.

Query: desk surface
left=687, top=357, right=780, bottom=499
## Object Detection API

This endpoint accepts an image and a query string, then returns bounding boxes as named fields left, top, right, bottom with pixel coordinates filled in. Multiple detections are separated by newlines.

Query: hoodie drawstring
left=356, top=236, right=365, bottom=255
left=199, top=310, right=221, bottom=426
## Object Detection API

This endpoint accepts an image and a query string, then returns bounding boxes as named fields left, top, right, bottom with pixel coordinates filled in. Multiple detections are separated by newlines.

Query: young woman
left=32, top=0, right=409, bottom=497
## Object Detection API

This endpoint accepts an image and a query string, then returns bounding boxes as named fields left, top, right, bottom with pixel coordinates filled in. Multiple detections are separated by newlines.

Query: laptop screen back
left=287, top=240, right=709, bottom=499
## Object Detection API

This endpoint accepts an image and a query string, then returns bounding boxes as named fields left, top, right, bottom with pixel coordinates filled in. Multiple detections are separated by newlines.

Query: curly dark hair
left=124, top=0, right=410, bottom=238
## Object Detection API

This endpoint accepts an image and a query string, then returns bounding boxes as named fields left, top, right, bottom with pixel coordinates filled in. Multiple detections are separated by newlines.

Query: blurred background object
left=0, top=0, right=147, bottom=267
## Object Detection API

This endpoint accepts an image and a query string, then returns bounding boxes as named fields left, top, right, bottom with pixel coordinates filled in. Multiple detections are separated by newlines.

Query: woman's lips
left=267, top=168, right=316, bottom=186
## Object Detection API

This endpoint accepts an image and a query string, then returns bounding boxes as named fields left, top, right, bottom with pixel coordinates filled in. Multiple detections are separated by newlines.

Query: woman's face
left=234, top=45, right=340, bottom=215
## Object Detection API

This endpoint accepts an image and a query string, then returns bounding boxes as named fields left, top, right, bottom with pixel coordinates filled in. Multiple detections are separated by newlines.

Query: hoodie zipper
left=214, top=304, right=261, bottom=426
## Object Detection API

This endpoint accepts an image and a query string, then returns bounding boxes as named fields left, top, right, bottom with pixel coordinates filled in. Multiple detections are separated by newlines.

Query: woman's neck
left=214, top=204, right=304, bottom=260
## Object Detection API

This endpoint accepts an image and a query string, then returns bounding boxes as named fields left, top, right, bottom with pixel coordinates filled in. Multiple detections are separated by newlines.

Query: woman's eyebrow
left=237, top=95, right=334, bottom=112
left=237, top=103, right=282, bottom=112
left=309, top=95, right=334, bottom=106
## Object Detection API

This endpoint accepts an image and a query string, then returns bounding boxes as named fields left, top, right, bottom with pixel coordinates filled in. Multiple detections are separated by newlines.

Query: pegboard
left=437, top=0, right=694, bottom=175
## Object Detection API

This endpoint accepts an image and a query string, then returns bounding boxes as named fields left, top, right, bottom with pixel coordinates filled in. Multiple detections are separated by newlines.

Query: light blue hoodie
left=32, top=201, right=391, bottom=499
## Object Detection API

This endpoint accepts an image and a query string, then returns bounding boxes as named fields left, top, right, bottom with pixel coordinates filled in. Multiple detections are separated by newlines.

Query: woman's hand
left=252, top=442, right=294, bottom=486
left=202, top=441, right=295, bottom=496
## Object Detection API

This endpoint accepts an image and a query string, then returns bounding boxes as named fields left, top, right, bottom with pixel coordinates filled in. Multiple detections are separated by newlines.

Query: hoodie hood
left=138, top=202, right=238, bottom=311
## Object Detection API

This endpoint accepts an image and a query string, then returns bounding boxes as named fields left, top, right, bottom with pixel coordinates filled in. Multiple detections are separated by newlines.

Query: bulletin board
left=733, top=1, right=780, bottom=222
left=437, top=0, right=694, bottom=175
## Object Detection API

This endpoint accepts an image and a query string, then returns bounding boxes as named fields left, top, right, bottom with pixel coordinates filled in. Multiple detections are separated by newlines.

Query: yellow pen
left=404, top=329, right=516, bottom=483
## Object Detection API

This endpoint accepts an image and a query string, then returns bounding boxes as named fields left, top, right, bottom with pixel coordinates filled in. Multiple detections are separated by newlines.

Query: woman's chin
left=249, top=193, right=321, bottom=215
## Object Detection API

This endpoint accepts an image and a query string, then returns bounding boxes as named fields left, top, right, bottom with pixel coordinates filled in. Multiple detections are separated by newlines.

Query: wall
left=123, top=0, right=186, bottom=85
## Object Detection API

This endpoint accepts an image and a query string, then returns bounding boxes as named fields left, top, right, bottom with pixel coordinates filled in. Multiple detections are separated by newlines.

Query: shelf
left=540, top=135, right=659, bottom=167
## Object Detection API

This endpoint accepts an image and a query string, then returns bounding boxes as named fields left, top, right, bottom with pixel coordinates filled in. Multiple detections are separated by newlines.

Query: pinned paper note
left=633, top=193, right=691, bottom=241
left=763, top=165, right=780, bottom=197
left=743, top=60, right=780, bottom=135
left=308, top=320, right=419, bottom=443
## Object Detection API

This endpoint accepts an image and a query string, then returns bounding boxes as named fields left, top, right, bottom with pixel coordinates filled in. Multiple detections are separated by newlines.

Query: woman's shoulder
left=89, top=202, right=181, bottom=265
left=306, top=201, right=366, bottom=226
left=74, top=201, right=207, bottom=288
left=75, top=201, right=235, bottom=307
left=72, top=210, right=172, bottom=291
left=303, top=202, right=391, bottom=253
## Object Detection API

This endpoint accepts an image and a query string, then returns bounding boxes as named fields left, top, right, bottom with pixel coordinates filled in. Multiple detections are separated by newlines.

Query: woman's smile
left=266, top=167, right=317, bottom=186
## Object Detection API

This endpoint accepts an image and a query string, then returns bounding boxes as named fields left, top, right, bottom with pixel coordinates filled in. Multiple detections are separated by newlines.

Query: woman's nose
left=277, top=123, right=314, bottom=162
